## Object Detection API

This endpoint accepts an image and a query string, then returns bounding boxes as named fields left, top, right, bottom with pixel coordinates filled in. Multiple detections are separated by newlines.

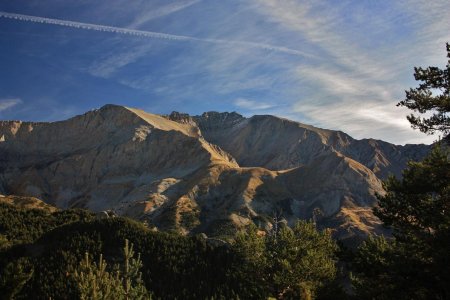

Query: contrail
left=0, top=11, right=313, bottom=58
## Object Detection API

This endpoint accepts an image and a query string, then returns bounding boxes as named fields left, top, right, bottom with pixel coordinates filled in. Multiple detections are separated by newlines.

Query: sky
left=0, top=0, right=449, bottom=145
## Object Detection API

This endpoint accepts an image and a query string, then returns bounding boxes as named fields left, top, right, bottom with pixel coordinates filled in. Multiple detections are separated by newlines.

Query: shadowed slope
left=0, top=105, right=237, bottom=213
left=0, top=105, right=429, bottom=240
left=190, top=112, right=430, bottom=178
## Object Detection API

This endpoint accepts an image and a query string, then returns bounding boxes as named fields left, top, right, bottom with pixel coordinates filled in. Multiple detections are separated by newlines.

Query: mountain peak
left=0, top=105, right=430, bottom=241
left=166, top=111, right=197, bottom=126
left=194, top=111, right=245, bottom=130
left=200, top=111, right=244, bottom=119
left=98, top=103, right=125, bottom=110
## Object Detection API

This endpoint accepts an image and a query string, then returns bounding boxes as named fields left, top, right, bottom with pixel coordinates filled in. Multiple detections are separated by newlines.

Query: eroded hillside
left=0, top=105, right=430, bottom=240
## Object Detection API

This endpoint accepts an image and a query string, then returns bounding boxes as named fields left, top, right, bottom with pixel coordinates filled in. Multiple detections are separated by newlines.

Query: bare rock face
left=0, top=105, right=236, bottom=211
left=0, top=105, right=430, bottom=241
left=193, top=112, right=430, bottom=178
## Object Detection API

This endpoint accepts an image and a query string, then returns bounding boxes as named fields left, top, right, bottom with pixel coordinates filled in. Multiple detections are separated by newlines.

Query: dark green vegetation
left=74, top=239, right=151, bottom=299
left=351, top=145, right=450, bottom=299
left=233, top=223, right=341, bottom=299
left=0, top=202, right=340, bottom=299
left=0, top=202, right=94, bottom=248
left=351, top=43, right=450, bottom=299
left=398, top=43, right=450, bottom=136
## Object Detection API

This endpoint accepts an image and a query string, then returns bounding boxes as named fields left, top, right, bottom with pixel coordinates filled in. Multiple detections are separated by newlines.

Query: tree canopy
left=353, top=43, right=450, bottom=299
left=233, top=221, right=339, bottom=299
left=0, top=202, right=341, bottom=299
left=398, top=43, right=450, bottom=137
left=353, top=146, right=450, bottom=299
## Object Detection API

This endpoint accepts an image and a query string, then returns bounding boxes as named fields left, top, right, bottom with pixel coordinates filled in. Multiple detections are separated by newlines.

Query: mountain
left=0, top=105, right=430, bottom=241
left=191, top=111, right=428, bottom=178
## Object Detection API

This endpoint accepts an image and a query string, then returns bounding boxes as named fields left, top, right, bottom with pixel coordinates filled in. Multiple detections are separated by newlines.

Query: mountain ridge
left=169, top=110, right=430, bottom=178
left=0, top=104, right=431, bottom=241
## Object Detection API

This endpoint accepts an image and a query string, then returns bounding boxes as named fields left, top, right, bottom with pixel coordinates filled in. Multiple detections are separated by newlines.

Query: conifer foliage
left=73, top=239, right=151, bottom=300
left=232, top=221, right=338, bottom=299
left=398, top=43, right=450, bottom=136
left=0, top=204, right=340, bottom=299
left=353, top=44, right=450, bottom=299
left=353, top=145, right=450, bottom=299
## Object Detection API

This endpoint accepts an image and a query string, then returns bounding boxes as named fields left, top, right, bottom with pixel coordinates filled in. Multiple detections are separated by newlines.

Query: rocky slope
left=0, top=194, right=57, bottom=212
left=0, top=105, right=430, bottom=240
left=190, top=111, right=429, bottom=178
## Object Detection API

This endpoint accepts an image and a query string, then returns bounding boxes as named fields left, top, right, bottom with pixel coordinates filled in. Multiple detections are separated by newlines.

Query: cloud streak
left=0, top=11, right=313, bottom=58
left=88, top=44, right=153, bottom=78
left=129, top=0, right=202, bottom=29
left=0, top=98, right=22, bottom=112
left=234, top=98, right=276, bottom=110
left=250, top=0, right=448, bottom=144
left=292, top=99, right=426, bottom=144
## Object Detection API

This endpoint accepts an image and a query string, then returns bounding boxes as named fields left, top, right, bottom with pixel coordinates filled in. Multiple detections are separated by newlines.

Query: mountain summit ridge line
left=0, top=104, right=430, bottom=241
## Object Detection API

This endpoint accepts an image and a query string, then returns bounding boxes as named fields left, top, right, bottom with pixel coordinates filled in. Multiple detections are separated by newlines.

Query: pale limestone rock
left=0, top=104, right=430, bottom=241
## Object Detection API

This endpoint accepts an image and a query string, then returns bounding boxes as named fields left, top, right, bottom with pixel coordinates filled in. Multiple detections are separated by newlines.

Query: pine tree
left=73, top=239, right=151, bottom=300
left=353, top=146, right=450, bottom=299
left=119, top=239, right=149, bottom=300
left=233, top=221, right=337, bottom=299
left=0, top=258, right=33, bottom=300
left=398, top=43, right=450, bottom=137
left=74, top=252, right=123, bottom=300
left=266, top=221, right=337, bottom=299
left=353, top=43, right=450, bottom=299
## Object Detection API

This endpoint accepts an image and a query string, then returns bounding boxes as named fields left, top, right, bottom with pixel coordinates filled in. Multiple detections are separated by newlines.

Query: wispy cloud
left=296, top=65, right=395, bottom=103
left=251, top=1, right=393, bottom=79
left=396, top=0, right=450, bottom=65
left=129, top=0, right=202, bottom=29
left=0, top=98, right=22, bottom=112
left=234, top=98, right=275, bottom=110
left=88, top=44, right=153, bottom=78
left=292, top=99, right=429, bottom=144
left=249, top=0, right=448, bottom=144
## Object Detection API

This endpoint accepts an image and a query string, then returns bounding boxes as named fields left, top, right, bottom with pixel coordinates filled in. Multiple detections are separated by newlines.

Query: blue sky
left=0, top=0, right=448, bottom=144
